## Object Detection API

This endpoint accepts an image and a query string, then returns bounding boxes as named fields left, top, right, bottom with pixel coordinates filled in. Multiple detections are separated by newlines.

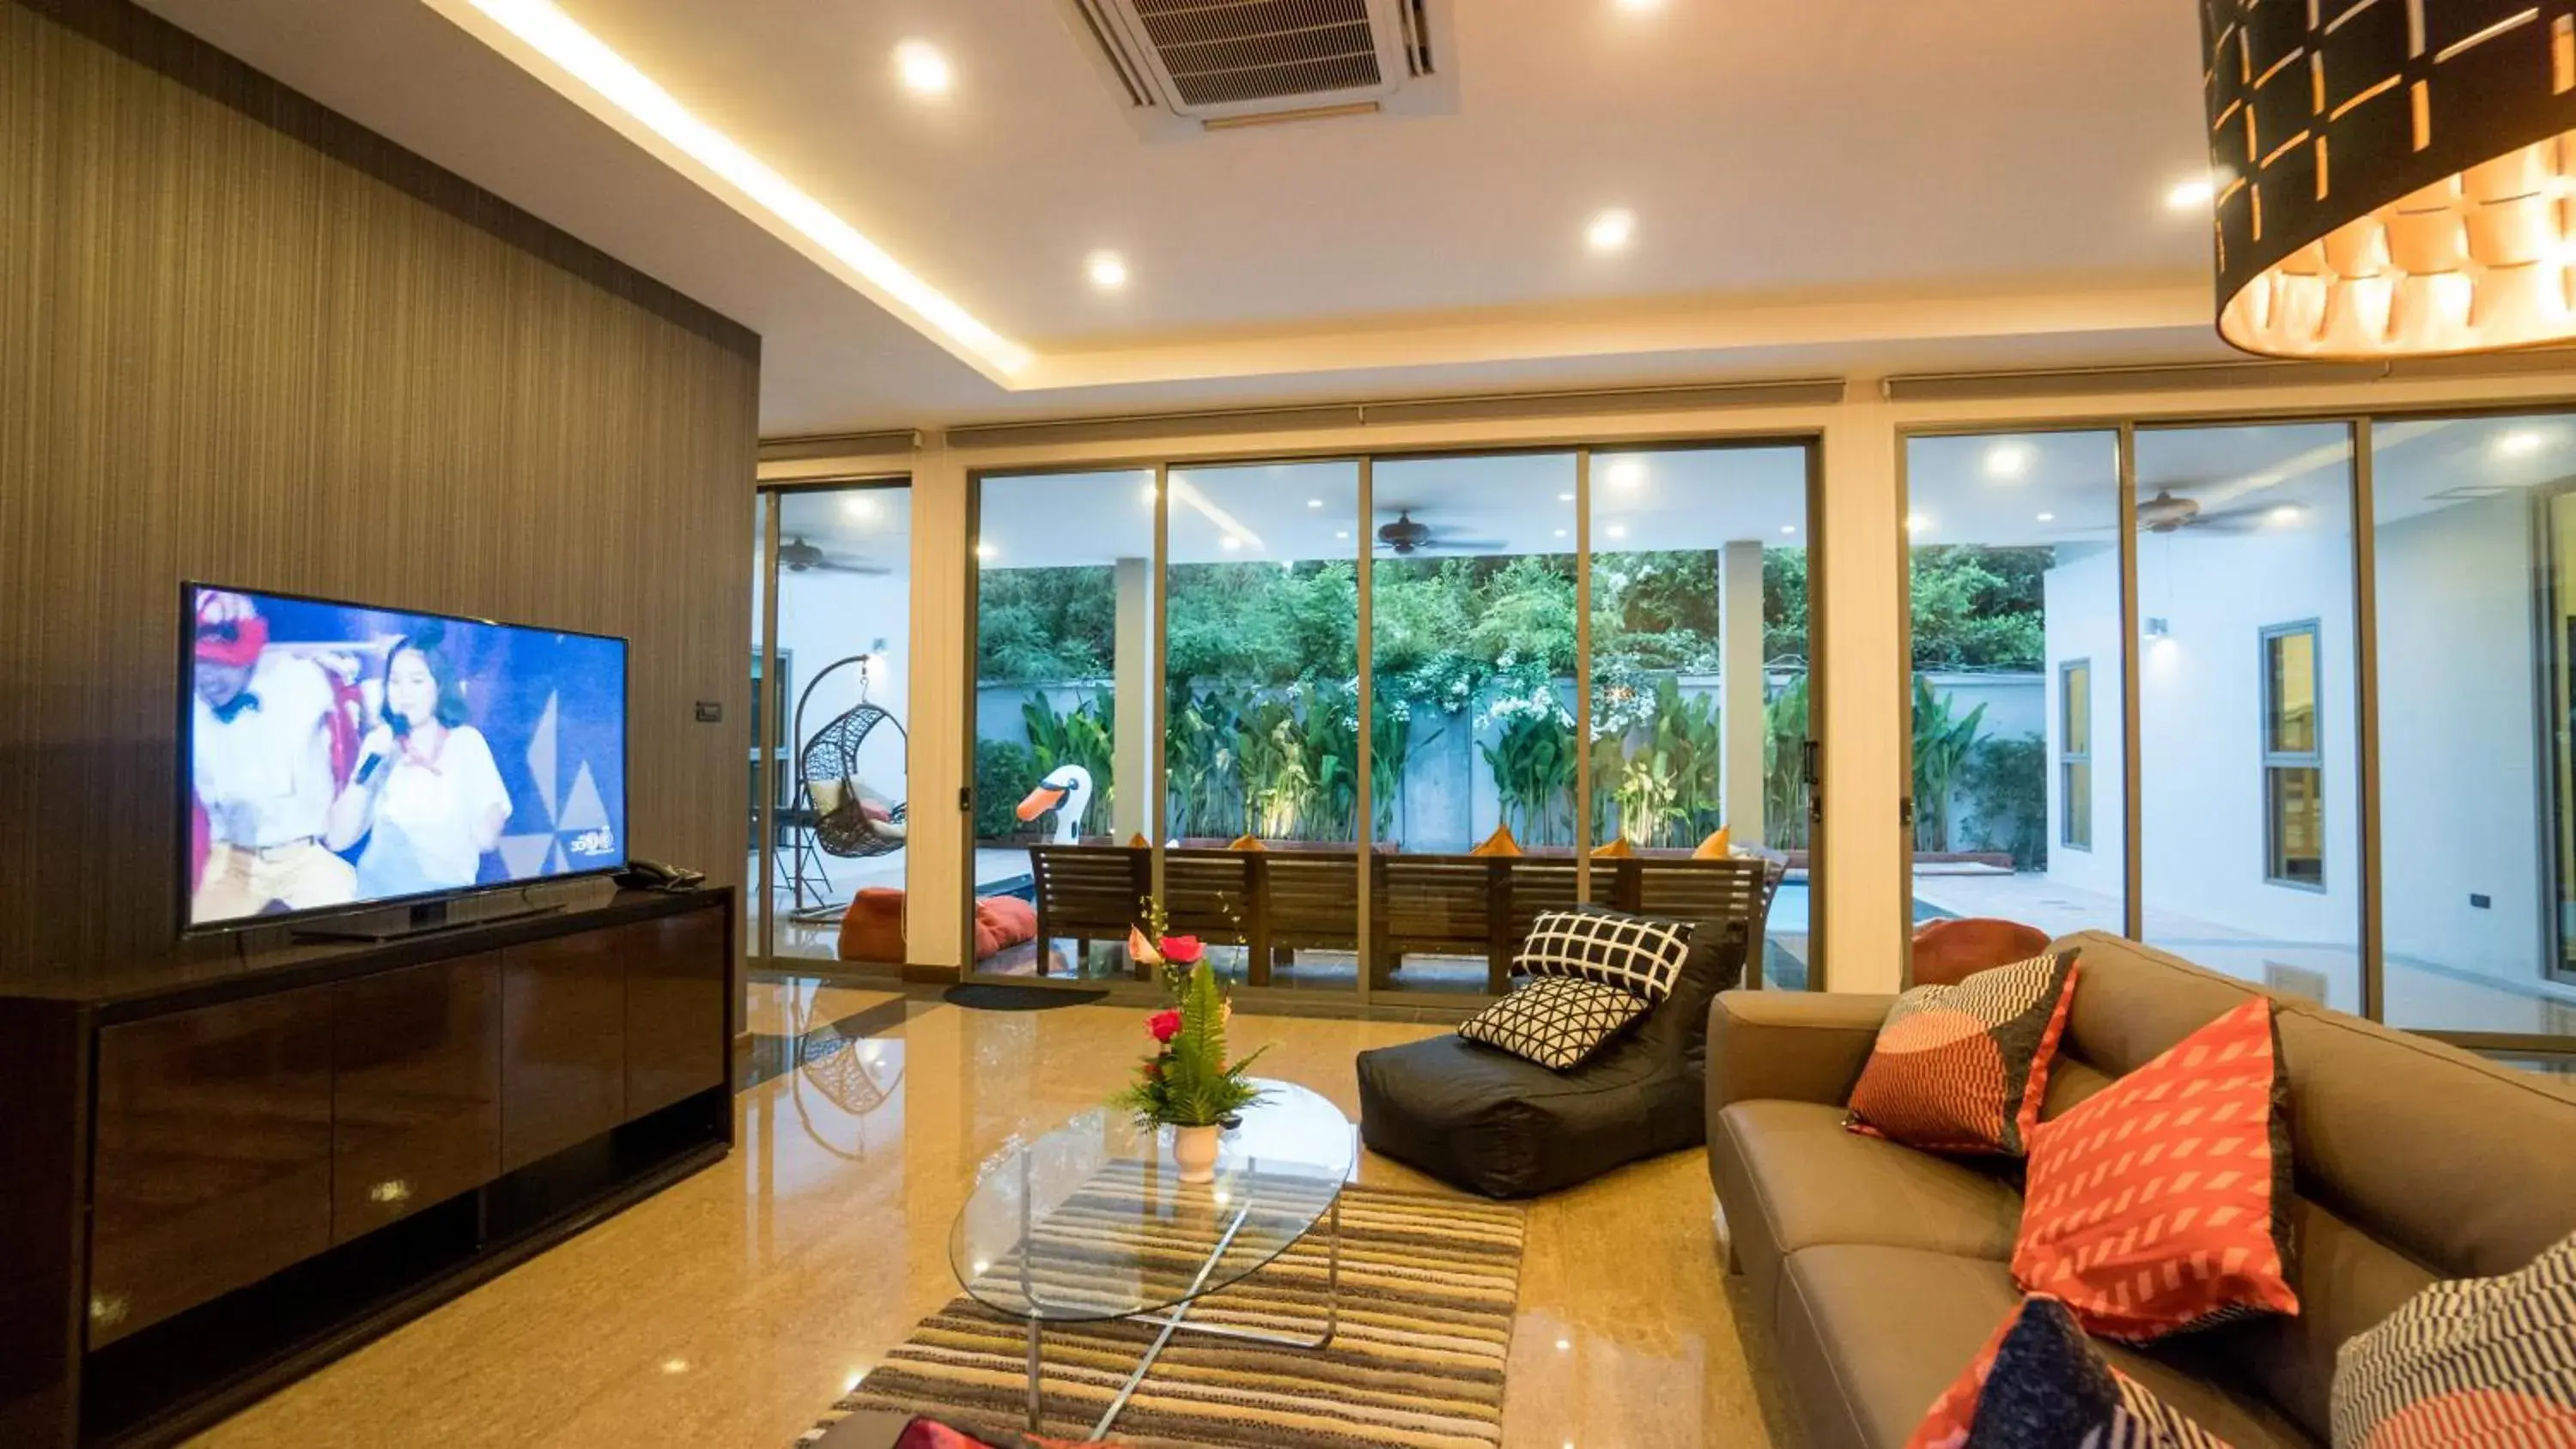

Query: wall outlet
left=694, top=701, right=723, bottom=724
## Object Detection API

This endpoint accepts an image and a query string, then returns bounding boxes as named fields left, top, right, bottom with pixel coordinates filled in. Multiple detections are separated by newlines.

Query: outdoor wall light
left=2200, top=0, right=2576, bottom=358
left=2146, top=617, right=2172, bottom=640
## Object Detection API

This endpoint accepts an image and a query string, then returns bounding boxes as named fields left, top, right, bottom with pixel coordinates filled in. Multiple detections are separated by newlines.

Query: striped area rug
left=802, top=1180, right=1525, bottom=1448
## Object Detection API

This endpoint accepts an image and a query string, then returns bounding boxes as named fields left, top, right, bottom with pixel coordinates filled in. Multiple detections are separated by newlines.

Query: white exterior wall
left=771, top=565, right=913, bottom=786
left=2042, top=544, right=2127, bottom=904
left=2373, top=493, right=2546, bottom=979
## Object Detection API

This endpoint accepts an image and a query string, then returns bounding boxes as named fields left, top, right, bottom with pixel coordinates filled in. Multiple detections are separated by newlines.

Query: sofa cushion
left=1775, top=1246, right=2315, bottom=1449
left=1713, top=1099, right=2024, bottom=1325
left=1907, top=1294, right=2233, bottom=1449
left=2014, top=999, right=2300, bottom=1343
left=1844, top=951, right=2079, bottom=1157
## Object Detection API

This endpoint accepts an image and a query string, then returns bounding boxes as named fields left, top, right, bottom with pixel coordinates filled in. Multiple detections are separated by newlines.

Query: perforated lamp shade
left=2202, top=0, right=2576, bottom=359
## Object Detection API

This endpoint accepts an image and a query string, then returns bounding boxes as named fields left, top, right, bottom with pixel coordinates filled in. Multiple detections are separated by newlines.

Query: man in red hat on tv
left=190, top=589, right=358, bottom=923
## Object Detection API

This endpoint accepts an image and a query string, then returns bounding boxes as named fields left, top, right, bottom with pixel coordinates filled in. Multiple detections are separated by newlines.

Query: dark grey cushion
left=1357, top=918, right=1747, bottom=1197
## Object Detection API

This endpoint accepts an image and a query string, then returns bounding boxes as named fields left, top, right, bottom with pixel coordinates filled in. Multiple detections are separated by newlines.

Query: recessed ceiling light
left=975, top=542, right=996, bottom=561
left=1605, top=524, right=1628, bottom=539
left=1585, top=208, right=1636, bottom=253
left=1334, top=530, right=1350, bottom=540
left=1307, top=497, right=1324, bottom=508
left=2268, top=504, right=2306, bottom=525
left=893, top=39, right=951, bottom=96
left=1557, top=492, right=1576, bottom=502
left=1906, top=512, right=1931, bottom=535
left=1983, top=441, right=2034, bottom=479
left=1604, top=458, right=1646, bottom=489
left=1139, top=482, right=1157, bottom=504
left=1555, top=1337, right=1572, bottom=1350
left=1780, top=524, right=1797, bottom=535
left=452, top=1, right=1025, bottom=377
left=2036, top=512, right=2056, bottom=523
left=1553, top=528, right=1569, bottom=538
left=2497, top=428, right=2548, bottom=458
left=841, top=494, right=878, bottom=520
left=1614, top=0, right=1662, bottom=11
left=1219, top=535, right=1242, bottom=551
left=2166, top=176, right=2215, bottom=211
left=1087, top=252, right=1129, bottom=290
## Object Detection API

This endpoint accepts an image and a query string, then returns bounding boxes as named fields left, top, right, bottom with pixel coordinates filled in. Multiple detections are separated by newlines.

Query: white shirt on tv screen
left=192, top=652, right=340, bottom=849
left=373, top=726, right=512, bottom=888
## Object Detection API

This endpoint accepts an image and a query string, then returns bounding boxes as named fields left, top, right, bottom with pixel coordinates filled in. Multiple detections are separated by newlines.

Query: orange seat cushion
left=1467, top=822, right=1522, bottom=857
left=837, top=888, right=907, bottom=964
left=838, top=891, right=1039, bottom=964
left=1692, top=827, right=1733, bottom=858
left=1911, top=917, right=2054, bottom=988
left=973, top=895, right=1037, bottom=961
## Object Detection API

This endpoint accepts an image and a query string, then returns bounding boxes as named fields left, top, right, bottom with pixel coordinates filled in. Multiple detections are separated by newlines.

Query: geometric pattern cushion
left=2011, top=997, right=2301, bottom=1344
left=1512, top=906, right=1696, bottom=1004
left=1905, top=1294, right=2234, bottom=1449
left=1844, top=951, right=2081, bottom=1157
left=1457, top=976, right=1651, bottom=1071
left=2331, top=1230, right=2576, bottom=1449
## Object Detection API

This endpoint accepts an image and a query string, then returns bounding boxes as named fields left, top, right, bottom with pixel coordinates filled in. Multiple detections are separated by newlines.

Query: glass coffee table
left=948, top=1079, right=1354, bottom=1442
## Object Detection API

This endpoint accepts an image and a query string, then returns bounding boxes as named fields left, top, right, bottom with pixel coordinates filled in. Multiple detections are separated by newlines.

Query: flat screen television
left=180, top=583, right=629, bottom=932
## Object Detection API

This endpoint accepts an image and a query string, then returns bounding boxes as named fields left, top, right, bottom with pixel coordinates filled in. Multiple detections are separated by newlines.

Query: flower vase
left=1172, top=1124, right=1221, bottom=1184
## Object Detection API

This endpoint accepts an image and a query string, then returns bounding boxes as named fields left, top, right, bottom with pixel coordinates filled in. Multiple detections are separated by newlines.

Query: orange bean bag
left=835, top=890, right=1038, bottom=965
left=1910, top=916, right=2054, bottom=988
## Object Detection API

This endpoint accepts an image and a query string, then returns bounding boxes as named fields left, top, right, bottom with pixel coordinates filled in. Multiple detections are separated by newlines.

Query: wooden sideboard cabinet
left=0, top=888, right=733, bottom=1448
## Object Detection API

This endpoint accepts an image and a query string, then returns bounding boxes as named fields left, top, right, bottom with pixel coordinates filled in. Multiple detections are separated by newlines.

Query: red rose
left=1159, top=935, right=1204, bottom=965
left=1147, top=1009, right=1183, bottom=1043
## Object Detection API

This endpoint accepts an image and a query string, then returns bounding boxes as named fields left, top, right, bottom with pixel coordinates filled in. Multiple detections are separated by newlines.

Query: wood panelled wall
left=0, top=0, right=759, bottom=989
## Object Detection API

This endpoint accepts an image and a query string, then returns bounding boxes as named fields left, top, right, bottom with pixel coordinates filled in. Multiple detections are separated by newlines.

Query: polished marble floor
left=189, top=980, right=1786, bottom=1449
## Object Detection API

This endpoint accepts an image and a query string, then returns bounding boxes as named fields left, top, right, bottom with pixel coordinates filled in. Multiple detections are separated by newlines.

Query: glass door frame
left=750, top=473, right=913, bottom=972
left=1900, top=402, right=2576, bottom=1061
left=964, top=432, right=1829, bottom=1009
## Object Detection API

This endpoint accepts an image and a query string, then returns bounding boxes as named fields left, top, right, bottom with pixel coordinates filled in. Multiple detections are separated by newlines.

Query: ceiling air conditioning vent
left=1062, top=0, right=1452, bottom=134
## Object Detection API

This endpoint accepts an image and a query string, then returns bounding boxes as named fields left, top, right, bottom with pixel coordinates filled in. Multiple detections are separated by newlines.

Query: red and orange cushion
left=1907, top=1294, right=2232, bottom=1449
left=1844, top=951, right=2081, bottom=1156
left=2011, top=997, right=2300, bottom=1343
left=2332, top=1229, right=2576, bottom=1449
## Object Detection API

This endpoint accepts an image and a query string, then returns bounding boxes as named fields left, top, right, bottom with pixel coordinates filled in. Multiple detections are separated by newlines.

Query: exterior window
left=2059, top=659, right=2092, bottom=851
left=2262, top=621, right=2323, bottom=888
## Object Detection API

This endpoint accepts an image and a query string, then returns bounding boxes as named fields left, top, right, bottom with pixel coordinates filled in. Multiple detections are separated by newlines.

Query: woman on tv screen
left=325, top=625, right=513, bottom=897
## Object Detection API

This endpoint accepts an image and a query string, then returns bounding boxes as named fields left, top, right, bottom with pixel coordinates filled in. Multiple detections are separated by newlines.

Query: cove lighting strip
left=452, top=0, right=1030, bottom=378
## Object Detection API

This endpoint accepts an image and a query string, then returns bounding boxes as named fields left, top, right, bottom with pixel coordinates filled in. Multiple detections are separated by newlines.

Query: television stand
left=291, top=894, right=564, bottom=943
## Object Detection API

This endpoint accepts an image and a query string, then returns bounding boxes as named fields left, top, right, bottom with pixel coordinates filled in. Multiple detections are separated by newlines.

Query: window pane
left=1370, top=452, right=1576, bottom=996
left=1905, top=431, right=2124, bottom=941
left=769, top=485, right=912, bottom=963
left=975, top=470, right=1153, bottom=979
left=1590, top=444, right=1812, bottom=985
left=2372, top=415, right=2576, bottom=1042
left=2137, top=422, right=2357, bottom=1009
left=1164, top=461, right=1362, bottom=991
left=2265, top=627, right=2317, bottom=756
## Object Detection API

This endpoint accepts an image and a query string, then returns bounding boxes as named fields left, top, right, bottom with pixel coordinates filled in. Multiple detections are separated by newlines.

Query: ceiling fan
left=778, top=536, right=891, bottom=574
left=2065, top=484, right=2293, bottom=537
left=1374, top=508, right=1508, bottom=555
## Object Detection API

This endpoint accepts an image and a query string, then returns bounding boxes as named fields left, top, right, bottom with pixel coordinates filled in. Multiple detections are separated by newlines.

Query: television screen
left=182, top=584, right=628, bottom=930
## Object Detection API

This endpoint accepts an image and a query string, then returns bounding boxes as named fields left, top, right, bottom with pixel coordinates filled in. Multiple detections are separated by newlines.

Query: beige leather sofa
left=1705, top=931, right=2576, bottom=1449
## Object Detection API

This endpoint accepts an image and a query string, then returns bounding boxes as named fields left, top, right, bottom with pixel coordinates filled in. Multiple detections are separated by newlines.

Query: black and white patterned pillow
left=1513, top=906, right=1696, bottom=1004
left=1458, top=977, right=1649, bottom=1070
left=2333, top=1229, right=2576, bottom=1447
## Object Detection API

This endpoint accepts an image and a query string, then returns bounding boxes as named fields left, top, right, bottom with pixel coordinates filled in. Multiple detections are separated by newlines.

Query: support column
left=1818, top=406, right=1908, bottom=993
left=1720, top=539, right=1767, bottom=848
left=907, top=439, right=968, bottom=973
left=1113, top=556, right=1153, bottom=842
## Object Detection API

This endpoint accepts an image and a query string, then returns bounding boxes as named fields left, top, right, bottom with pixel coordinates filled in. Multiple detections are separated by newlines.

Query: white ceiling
left=141, top=0, right=2237, bottom=433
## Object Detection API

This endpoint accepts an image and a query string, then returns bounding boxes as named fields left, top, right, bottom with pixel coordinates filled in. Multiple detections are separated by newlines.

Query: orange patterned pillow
left=1844, top=952, right=2080, bottom=1156
left=2011, top=997, right=2300, bottom=1343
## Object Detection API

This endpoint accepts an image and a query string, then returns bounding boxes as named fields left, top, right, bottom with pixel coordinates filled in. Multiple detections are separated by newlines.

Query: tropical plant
left=1764, top=676, right=1812, bottom=851
left=1110, top=958, right=1269, bottom=1129
left=971, top=737, right=1036, bottom=840
left=1960, top=732, right=2048, bottom=870
left=977, top=567, right=1116, bottom=682
left=1480, top=710, right=1577, bottom=844
left=1021, top=693, right=1116, bottom=838
left=1911, top=675, right=1990, bottom=852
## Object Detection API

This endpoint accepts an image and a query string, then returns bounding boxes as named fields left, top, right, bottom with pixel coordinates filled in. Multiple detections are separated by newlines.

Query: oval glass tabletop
left=948, top=1078, right=1355, bottom=1324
